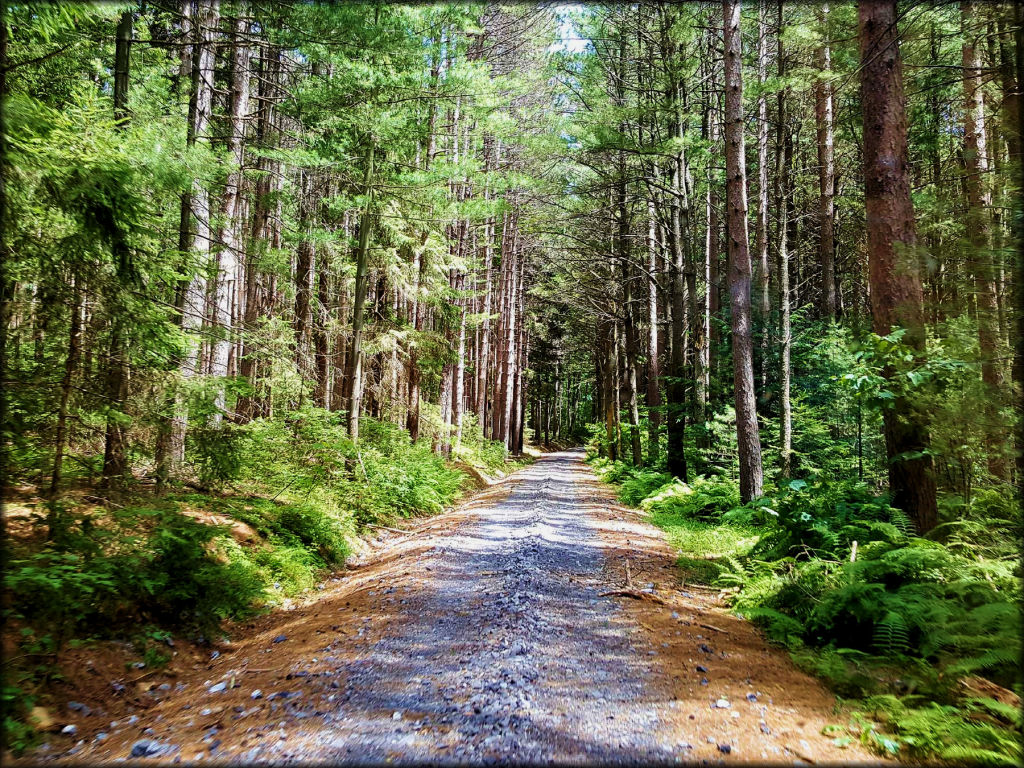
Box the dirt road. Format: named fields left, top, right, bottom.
left=30, top=450, right=878, bottom=764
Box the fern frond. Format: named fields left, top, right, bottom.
left=873, top=611, right=910, bottom=655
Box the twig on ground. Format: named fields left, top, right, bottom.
left=599, top=589, right=667, bottom=604
left=697, top=622, right=729, bottom=635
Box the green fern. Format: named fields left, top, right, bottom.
left=741, top=606, right=806, bottom=645
left=948, top=648, right=1021, bottom=677
left=888, top=508, right=914, bottom=537
left=873, top=611, right=910, bottom=655
left=966, top=697, right=1023, bottom=728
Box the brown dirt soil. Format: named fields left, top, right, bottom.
left=12, top=454, right=882, bottom=765
left=572, top=469, right=880, bottom=764
left=9, top=481, right=516, bottom=765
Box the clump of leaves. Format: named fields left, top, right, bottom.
left=617, top=470, right=672, bottom=507
left=640, top=474, right=740, bottom=522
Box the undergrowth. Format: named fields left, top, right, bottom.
left=591, top=454, right=1023, bottom=766
left=2, top=409, right=514, bottom=753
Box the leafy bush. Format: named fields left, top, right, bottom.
left=848, top=694, right=1023, bottom=765
left=5, top=551, right=119, bottom=651
left=639, top=474, right=741, bottom=522
left=274, top=503, right=348, bottom=563
left=188, top=423, right=247, bottom=488
left=4, top=510, right=266, bottom=644
left=597, top=456, right=1022, bottom=766
left=750, top=478, right=911, bottom=561
left=617, top=470, right=672, bottom=506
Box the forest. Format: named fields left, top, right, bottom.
left=1, top=0, right=1021, bottom=764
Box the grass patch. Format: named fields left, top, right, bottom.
left=648, top=514, right=760, bottom=584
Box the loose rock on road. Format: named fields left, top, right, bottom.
left=28, top=450, right=878, bottom=764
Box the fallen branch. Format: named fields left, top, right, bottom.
left=697, top=622, right=730, bottom=635
left=784, top=745, right=816, bottom=764
left=129, top=669, right=161, bottom=684
left=599, top=589, right=667, bottom=604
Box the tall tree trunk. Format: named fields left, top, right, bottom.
left=777, top=61, right=793, bottom=479
left=513, top=258, right=528, bottom=455
left=706, top=58, right=722, bottom=406
left=601, top=320, right=618, bottom=462
left=237, top=44, right=278, bottom=422
left=646, top=198, right=661, bottom=463
left=314, top=249, right=330, bottom=407
left=212, top=3, right=250, bottom=422
left=962, top=0, right=1007, bottom=481
left=1000, top=2, right=1024, bottom=484
left=406, top=247, right=425, bottom=441
left=724, top=0, right=764, bottom=502
left=816, top=3, right=838, bottom=320
left=666, top=63, right=691, bottom=481
left=294, top=171, right=315, bottom=392
left=169, top=0, right=219, bottom=471
left=102, top=11, right=134, bottom=490
left=476, top=214, right=493, bottom=426
left=49, top=277, right=83, bottom=512
left=113, top=10, right=132, bottom=124
left=453, top=272, right=468, bottom=455
left=858, top=0, right=939, bottom=533
left=754, top=0, right=771, bottom=362
left=347, top=141, right=376, bottom=444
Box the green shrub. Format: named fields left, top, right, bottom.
left=640, top=474, right=740, bottom=522
left=2, top=684, right=39, bottom=755
left=275, top=503, right=348, bottom=563
left=4, top=551, right=119, bottom=650
left=256, top=545, right=320, bottom=596
left=750, top=478, right=910, bottom=561
left=188, top=423, right=247, bottom=488
left=617, top=470, right=672, bottom=506
left=851, top=694, right=1023, bottom=765
left=600, top=461, right=1022, bottom=766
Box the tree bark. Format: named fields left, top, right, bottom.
left=102, top=12, right=134, bottom=490
left=49, top=277, right=83, bottom=510
left=776, top=57, right=793, bottom=479
left=212, top=3, right=250, bottom=422
left=170, top=0, right=219, bottom=470
left=113, top=10, right=132, bottom=124
left=724, top=0, right=764, bottom=502
left=815, top=4, right=838, bottom=320
left=294, top=171, right=315, bottom=392
left=347, top=141, right=376, bottom=444
left=314, top=248, right=330, bottom=407
left=666, top=55, right=691, bottom=481
left=858, top=0, right=939, bottom=533
left=962, top=0, right=1007, bottom=481
left=615, top=36, right=643, bottom=467
left=646, top=197, right=661, bottom=463
left=754, top=0, right=770, bottom=321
